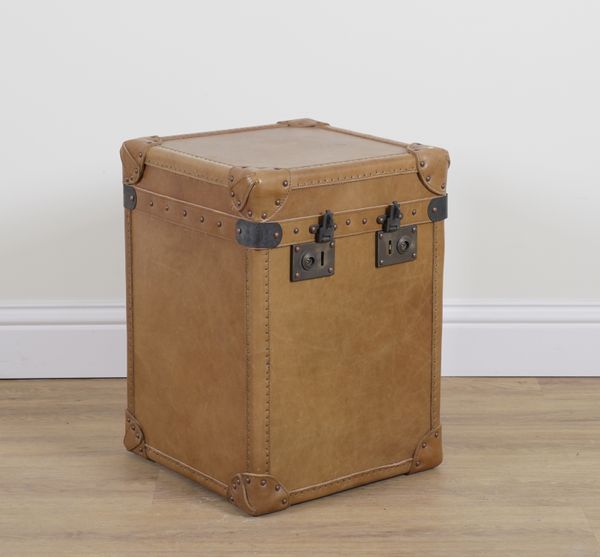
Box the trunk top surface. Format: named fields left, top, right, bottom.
left=121, top=119, right=449, bottom=227
left=161, top=125, right=408, bottom=169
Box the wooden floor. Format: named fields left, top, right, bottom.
left=1, top=378, right=599, bottom=557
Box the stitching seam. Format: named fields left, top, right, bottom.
left=294, top=168, right=415, bottom=189
left=245, top=250, right=251, bottom=471
left=264, top=250, right=271, bottom=472
left=125, top=211, right=135, bottom=412
left=145, top=158, right=228, bottom=186
left=291, top=458, right=412, bottom=496
left=145, top=446, right=226, bottom=490
left=431, top=223, right=439, bottom=428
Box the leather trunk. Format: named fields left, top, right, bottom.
left=120, top=118, right=449, bottom=516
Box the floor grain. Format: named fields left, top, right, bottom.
left=0, top=378, right=598, bottom=557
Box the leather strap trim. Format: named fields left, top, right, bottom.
left=131, top=187, right=446, bottom=248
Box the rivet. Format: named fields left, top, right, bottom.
left=376, top=216, right=384, bottom=224
left=200, top=216, right=205, bottom=223
left=149, top=200, right=154, bottom=207
left=330, top=241, right=335, bottom=248
left=412, top=252, right=416, bottom=258
left=245, top=477, right=251, bottom=484
left=422, top=442, right=427, bottom=448
left=415, top=460, right=421, bottom=467
left=411, top=209, right=416, bottom=216
left=134, top=168, right=139, bottom=173
left=294, top=271, right=300, bottom=279
left=345, top=219, right=351, bottom=225
left=127, top=418, right=131, bottom=423
left=434, top=432, right=439, bottom=438
left=441, top=183, right=446, bottom=189
left=293, top=227, right=299, bottom=234
left=378, top=232, right=384, bottom=239
left=426, top=176, right=431, bottom=182
left=260, top=479, right=267, bottom=486
left=333, top=224, right=338, bottom=230
left=247, top=210, right=253, bottom=217
left=236, top=227, right=242, bottom=235
left=282, top=179, right=289, bottom=187
left=236, top=478, right=241, bottom=485
left=228, top=175, right=235, bottom=183
left=328, top=266, right=333, bottom=274
left=275, top=199, right=281, bottom=206
left=229, top=496, right=234, bottom=502
left=412, top=226, right=416, bottom=232
left=275, top=485, right=281, bottom=491
left=362, top=218, right=368, bottom=224
left=281, top=498, right=288, bottom=505
left=432, top=207, right=438, bottom=213
left=130, top=425, right=135, bottom=430
left=419, top=160, right=425, bottom=168
left=261, top=212, right=268, bottom=219
left=182, top=209, right=187, bottom=217
left=273, top=231, right=280, bottom=239
left=165, top=205, right=169, bottom=212
left=138, top=152, right=143, bottom=158
left=217, top=221, right=222, bottom=228
left=136, top=434, right=140, bottom=439
left=294, top=245, right=301, bottom=253
left=309, top=225, right=317, bottom=234
left=236, top=200, right=241, bottom=206
left=232, top=483, right=237, bottom=490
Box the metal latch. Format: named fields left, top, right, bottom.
left=291, top=210, right=336, bottom=281
left=376, top=202, right=417, bottom=267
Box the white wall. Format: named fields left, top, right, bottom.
left=1, top=1, right=599, bottom=377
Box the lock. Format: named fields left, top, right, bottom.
left=376, top=225, right=417, bottom=267
left=291, top=210, right=336, bottom=281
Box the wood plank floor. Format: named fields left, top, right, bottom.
left=0, top=378, right=599, bottom=557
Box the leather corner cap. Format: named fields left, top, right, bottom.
left=120, top=136, right=161, bottom=185
left=227, top=473, right=290, bottom=516
left=123, top=409, right=147, bottom=458
left=408, top=425, right=443, bottom=474
left=407, top=144, right=450, bottom=196
left=277, top=118, right=329, bottom=127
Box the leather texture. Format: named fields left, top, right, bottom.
left=121, top=120, right=448, bottom=516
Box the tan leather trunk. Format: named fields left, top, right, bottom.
left=120, top=118, right=449, bottom=516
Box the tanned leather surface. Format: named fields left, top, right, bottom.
left=122, top=120, right=448, bottom=516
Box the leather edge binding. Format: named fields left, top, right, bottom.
left=428, top=195, right=448, bottom=222
left=227, top=473, right=290, bottom=516
left=236, top=219, right=282, bottom=249
left=120, top=136, right=162, bottom=185
left=123, top=409, right=147, bottom=459
left=408, top=425, right=443, bottom=474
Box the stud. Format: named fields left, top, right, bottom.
left=345, top=219, right=351, bottom=225
left=281, top=498, right=288, bottom=505
left=328, top=267, right=334, bottom=274
left=362, top=218, right=367, bottom=224
left=293, top=227, right=299, bottom=234
left=247, top=210, right=253, bottom=217
left=419, top=160, right=425, bottom=167
left=236, top=228, right=242, bottom=235
left=376, top=216, right=384, bottom=224
left=309, top=225, right=317, bottom=234
left=411, top=209, right=416, bottom=216
left=182, top=209, right=187, bottom=217
left=434, top=431, right=439, bottom=438
left=426, top=176, right=431, bottom=182
left=261, top=212, right=268, bottom=219
left=216, top=221, right=222, bottom=228
left=422, top=442, right=427, bottom=448
left=275, top=485, right=281, bottom=491
left=275, top=199, right=281, bottom=206
left=330, top=241, right=335, bottom=248
left=230, top=191, right=235, bottom=197
left=149, top=200, right=154, bottom=207
left=282, top=180, right=289, bottom=187
left=273, top=231, right=280, bottom=239
left=200, top=216, right=205, bottom=223
left=294, top=246, right=301, bottom=253
left=260, top=479, right=267, bottom=486
left=245, top=477, right=251, bottom=484
left=415, top=460, right=421, bottom=467
left=164, top=205, right=169, bottom=211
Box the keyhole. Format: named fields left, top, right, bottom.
left=388, top=240, right=393, bottom=255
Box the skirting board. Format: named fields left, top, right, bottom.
left=0, top=301, right=599, bottom=378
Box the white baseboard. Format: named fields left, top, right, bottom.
left=1, top=301, right=599, bottom=378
